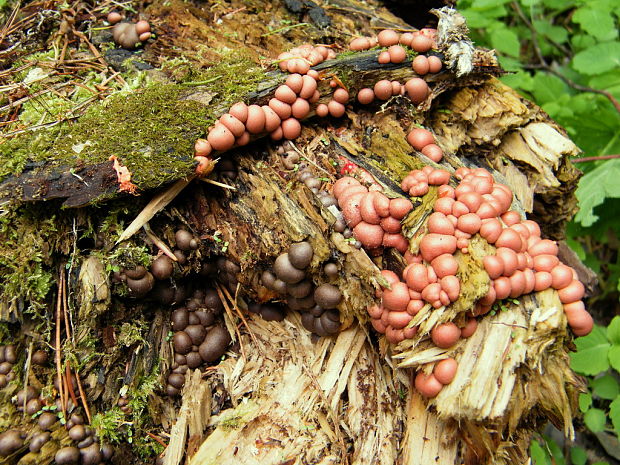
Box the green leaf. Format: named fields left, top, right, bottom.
left=489, top=28, right=521, bottom=57
left=575, top=159, right=620, bottom=227
left=572, top=6, right=617, bottom=41
left=592, top=375, right=620, bottom=400
left=544, top=436, right=566, bottom=465
left=610, top=396, right=620, bottom=434
left=533, top=20, right=568, bottom=44
left=570, top=446, right=587, bottom=465
left=579, top=392, right=593, bottom=412
left=584, top=408, right=607, bottom=432
left=589, top=71, right=620, bottom=100
left=608, top=317, right=620, bottom=344
left=530, top=72, right=569, bottom=105
left=471, top=0, right=511, bottom=8
left=571, top=325, right=611, bottom=375
left=530, top=440, right=551, bottom=465
left=608, top=345, right=620, bottom=372
left=572, top=42, right=620, bottom=75
left=500, top=70, right=534, bottom=92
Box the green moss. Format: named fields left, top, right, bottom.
left=2, top=50, right=268, bottom=194
left=117, top=321, right=147, bottom=347
left=0, top=207, right=64, bottom=315
left=92, top=407, right=125, bottom=443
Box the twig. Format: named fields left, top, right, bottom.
left=22, top=341, right=33, bottom=418
left=74, top=367, right=92, bottom=423
left=544, top=67, right=620, bottom=114
left=66, top=362, right=79, bottom=408
left=221, top=283, right=258, bottom=348
left=215, top=284, right=246, bottom=361
left=142, top=223, right=178, bottom=261
left=55, top=268, right=66, bottom=419
left=572, top=154, right=620, bottom=163
left=146, top=431, right=169, bottom=449
left=196, top=177, right=237, bottom=191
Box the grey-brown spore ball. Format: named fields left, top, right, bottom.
left=172, top=332, right=192, bottom=355
left=4, top=345, right=16, bottom=364
left=151, top=256, right=174, bottom=280
left=0, top=362, right=11, bottom=375
left=204, top=289, right=223, bottom=314
left=286, top=279, right=313, bottom=298
left=260, top=270, right=277, bottom=289
left=0, top=429, right=24, bottom=456
left=301, top=312, right=315, bottom=332
left=274, top=253, right=305, bottom=284
left=198, top=326, right=231, bottom=363
left=314, top=284, right=342, bottom=309
left=31, top=349, right=48, bottom=366
left=168, top=373, right=185, bottom=389
left=126, top=272, right=155, bottom=298
left=38, top=412, right=58, bottom=430
left=288, top=242, right=313, bottom=269
left=80, top=443, right=103, bottom=465
left=323, top=263, right=339, bottom=279
left=25, top=397, right=42, bottom=415
left=29, top=432, right=50, bottom=453
left=175, top=230, right=194, bottom=251
left=55, top=446, right=80, bottom=464
left=68, top=424, right=86, bottom=441
left=186, top=351, right=203, bottom=369
left=184, top=325, right=206, bottom=345
left=171, top=308, right=189, bottom=331
left=320, top=311, right=340, bottom=334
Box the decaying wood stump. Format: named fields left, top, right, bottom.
left=0, top=0, right=588, bottom=464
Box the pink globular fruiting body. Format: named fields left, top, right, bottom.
left=186, top=37, right=591, bottom=402
left=335, top=164, right=595, bottom=399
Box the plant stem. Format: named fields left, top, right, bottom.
left=572, top=154, right=620, bottom=163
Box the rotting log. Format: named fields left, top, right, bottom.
left=0, top=0, right=589, bottom=464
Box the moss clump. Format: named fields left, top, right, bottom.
left=0, top=206, right=67, bottom=315
left=1, top=49, right=268, bottom=194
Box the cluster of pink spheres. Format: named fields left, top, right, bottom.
left=193, top=29, right=445, bottom=172
left=350, top=28, right=442, bottom=106
left=106, top=12, right=151, bottom=49
left=188, top=29, right=593, bottom=399
left=332, top=177, right=412, bottom=254
left=331, top=164, right=592, bottom=398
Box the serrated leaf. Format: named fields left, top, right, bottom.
left=592, top=375, right=620, bottom=400
left=530, top=440, right=551, bottom=465
left=584, top=408, right=607, bottom=432
left=572, top=42, right=620, bottom=75
left=608, top=317, right=620, bottom=344
left=609, top=396, right=620, bottom=434
left=572, top=6, right=617, bottom=41
left=579, top=392, right=593, bottom=412
left=533, top=20, right=568, bottom=44
left=609, top=345, right=620, bottom=372
left=501, top=70, right=535, bottom=92
left=490, top=27, right=521, bottom=57
left=531, top=72, right=569, bottom=104
left=570, top=446, right=588, bottom=465
left=570, top=325, right=611, bottom=375
left=575, top=159, right=620, bottom=227
left=589, top=71, right=620, bottom=100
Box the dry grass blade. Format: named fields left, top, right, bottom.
left=116, top=177, right=194, bottom=244
left=143, top=223, right=178, bottom=261
left=215, top=284, right=246, bottom=361
left=218, top=283, right=258, bottom=348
